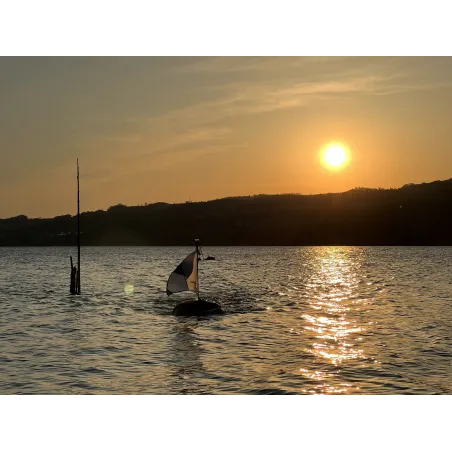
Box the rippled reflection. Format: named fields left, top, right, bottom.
left=1, top=246, right=451, bottom=394
left=169, top=322, right=205, bottom=394
left=300, top=247, right=366, bottom=393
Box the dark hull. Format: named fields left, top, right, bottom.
left=172, top=300, right=224, bottom=317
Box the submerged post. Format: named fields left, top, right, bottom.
left=195, top=238, right=200, bottom=300
left=76, top=158, right=81, bottom=294
left=70, top=255, right=76, bottom=294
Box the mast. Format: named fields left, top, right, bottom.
left=76, top=158, right=81, bottom=294
left=195, top=238, right=200, bottom=300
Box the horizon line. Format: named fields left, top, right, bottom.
left=2, top=176, right=451, bottom=221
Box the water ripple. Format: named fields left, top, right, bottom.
left=1, top=246, right=451, bottom=394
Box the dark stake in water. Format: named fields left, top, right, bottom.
left=0, top=246, right=451, bottom=394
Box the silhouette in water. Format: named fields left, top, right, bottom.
left=70, top=266, right=77, bottom=294
left=75, top=268, right=79, bottom=294
left=69, top=159, right=81, bottom=295
left=70, top=256, right=77, bottom=295
left=168, top=239, right=224, bottom=316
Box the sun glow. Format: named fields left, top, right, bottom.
left=321, top=143, right=350, bottom=170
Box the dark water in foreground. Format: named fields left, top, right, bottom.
left=1, top=246, right=451, bottom=394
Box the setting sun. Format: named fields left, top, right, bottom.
left=321, top=143, right=350, bottom=170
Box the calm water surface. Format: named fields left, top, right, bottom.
left=1, top=246, right=451, bottom=394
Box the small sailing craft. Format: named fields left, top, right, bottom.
left=167, top=239, right=223, bottom=316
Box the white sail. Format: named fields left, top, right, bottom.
left=166, top=251, right=199, bottom=296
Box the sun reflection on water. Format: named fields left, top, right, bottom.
left=300, top=247, right=366, bottom=393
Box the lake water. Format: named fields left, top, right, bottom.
left=1, top=246, right=451, bottom=394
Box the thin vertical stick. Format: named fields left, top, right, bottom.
left=77, top=158, right=81, bottom=294
left=195, top=239, right=200, bottom=300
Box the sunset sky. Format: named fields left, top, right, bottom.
left=1, top=56, right=452, bottom=218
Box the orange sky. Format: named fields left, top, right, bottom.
left=1, top=57, right=452, bottom=218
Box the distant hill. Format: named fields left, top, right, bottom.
left=1, top=179, right=452, bottom=245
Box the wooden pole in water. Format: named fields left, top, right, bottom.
left=195, top=238, right=200, bottom=300
left=70, top=255, right=75, bottom=295
left=76, top=159, right=81, bottom=294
